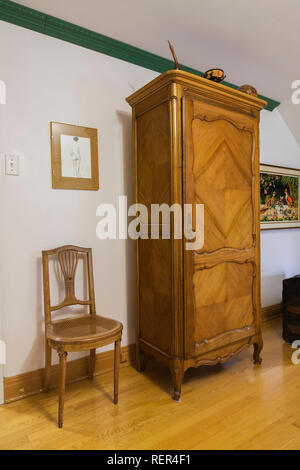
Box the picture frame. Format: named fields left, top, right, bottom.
left=50, top=122, right=99, bottom=190
left=260, top=163, right=300, bottom=230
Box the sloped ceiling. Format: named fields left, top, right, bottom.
left=15, top=0, right=300, bottom=145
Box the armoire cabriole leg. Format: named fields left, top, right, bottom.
left=171, top=365, right=183, bottom=402
left=89, top=348, right=96, bottom=379
left=114, top=339, right=121, bottom=404
left=44, top=341, right=51, bottom=392
left=253, top=336, right=263, bottom=365
left=58, top=349, right=68, bottom=428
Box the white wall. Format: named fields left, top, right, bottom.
left=0, top=20, right=157, bottom=377
left=1, top=20, right=300, bottom=379
left=260, top=109, right=300, bottom=306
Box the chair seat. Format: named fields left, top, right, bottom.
left=46, top=315, right=122, bottom=345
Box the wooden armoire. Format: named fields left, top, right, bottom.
left=126, top=70, right=266, bottom=400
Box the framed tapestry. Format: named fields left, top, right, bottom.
left=50, top=122, right=99, bottom=190
left=260, top=163, right=300, bottom=229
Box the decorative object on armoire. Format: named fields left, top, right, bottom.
left=282, top=276, right=300, bottom=343
left=126, top=70, right=266, bottom=401
left=203, top=68, right=226, bottom=82
left=168, top=40, right=180, bottom=70
left=238, top=84, right=258, bottom=97
left=50, top=122, right=99, bottom=190
left=260, top=164, right=300, bottom=229
left=42, top=245, right=122, bottom=427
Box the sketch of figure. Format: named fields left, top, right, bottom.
left=70, top=136, right=81, bottom=177
left=60, top=133, right=92, bottom=179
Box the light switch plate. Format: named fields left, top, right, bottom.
left=5, top=154, right=19, bottom=175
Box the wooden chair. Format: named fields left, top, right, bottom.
left=42, top=245, right=123, bottom=428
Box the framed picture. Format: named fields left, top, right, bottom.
left=50, top=122, right=99, bottom=190
left=260, top=164, right=300, bottom=229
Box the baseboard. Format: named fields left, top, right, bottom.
left=261, top=303, right=282, bottom=322
left=4, top=344, right=135, bottom=404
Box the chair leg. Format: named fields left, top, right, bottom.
left=58, top=350, right=68, bottom=428
left=44, top=340, right=51, bottom=392
left=114, top=339, right=121, bottom=404
left=89, top=348, right=96, bottom=379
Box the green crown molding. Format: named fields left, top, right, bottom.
left=0, top=0, right=280, bottom=111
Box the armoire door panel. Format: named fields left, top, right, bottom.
left=191, top=116, right=254, bottom=253
left=183, top=95, right=258, bottom=359
left=192, top=261, right=255, bottom=352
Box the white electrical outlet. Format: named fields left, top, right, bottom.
left=5, top=154, right=19, bottom=176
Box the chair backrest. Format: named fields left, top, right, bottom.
left=42, top=245, right=96, bottom=324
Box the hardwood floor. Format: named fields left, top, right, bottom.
left=1, top=318, right=300, bottom=450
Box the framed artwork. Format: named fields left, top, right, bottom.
left=50, top=122, right=99, bottom=190
left=260, top=164, right=300, bottom=229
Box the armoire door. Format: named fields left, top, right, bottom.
left=183, top=94, right=259, bottom=359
